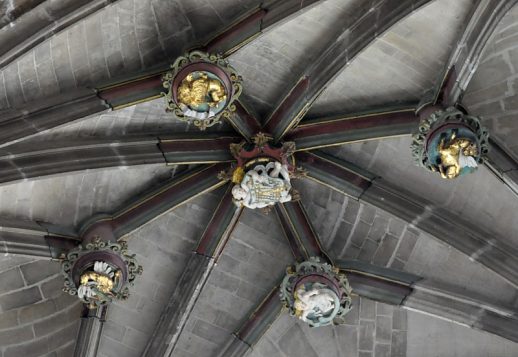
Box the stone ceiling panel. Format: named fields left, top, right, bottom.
left=0, top=0, right=268, bottom=111
left=408, top=311, right=518, bottom=357
left=296, top=178, right=408, bottom=269
left=247, top=298, right=408, bottom=357
left=0, top=0, right=197, bottom=110
left=0, top=257, right=81, bottom=357
left=297, top=177, right=517, bottom=308
left=20, top=98, right=234, bottom=145
left=228, top=0, right=362, bottom=119
left=172, top=208, right=294, bottom=357
left=1, top=0, right=518, bottom=355
left=0, top=163, right=173, bottom=227
left=324, top=138, right=518, bottom=250
left=97, top=188, right=226, bottom=357
left=464, top=4, right=518, bottom=158
left=404, top=231, right=518, bottom=307
left=181, top=0, right=262, bottom=40
left=308, top=0, right=475, bottom=118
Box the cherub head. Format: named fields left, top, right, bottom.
left=462, top=142, right=478, bottom=157
left=207, top=79, right=227, bottom=105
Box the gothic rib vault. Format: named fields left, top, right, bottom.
left=1, top=0, right=518, bottom=357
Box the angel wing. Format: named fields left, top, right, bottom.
left=94, top=261, right=114, bottom=278
left=459, top=151, right=478, bottom=168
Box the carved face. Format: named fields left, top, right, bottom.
left=232, top=185, right=247, bottom=200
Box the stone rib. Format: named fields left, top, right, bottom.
left=301, top=151, right=518, bottom=288
left=0, top=133, right=238, bottom=185
left=263, top=0, right=434, bottom=141
left=143, top=186, right=242, bottom=357
left=0, top=217, right=79, bottom=258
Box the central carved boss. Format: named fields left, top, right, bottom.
left=226, top=134, right=299, bottom=209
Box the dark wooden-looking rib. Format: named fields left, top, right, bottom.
left=204, top=0, right=322, bottom=56
left=0, top=0, right=118, bottom=68
left=144, top=186, right=242, bottom=357
left=301, top=152, right=518, bottom=288
left=225, top=101, right=262, bottom=141
left=275, top=201, right=330, bottom=262
left=263, top=0, right=433, bottom=141
left=435, top=0, right=518, bottom=106
left=80, top=164, right=228, bottom=240
left=95, top=68, right=167, bottom=110
left=0, top=133, right=238, bottom=185
left=217, top=286, right=282, bottom=357
left=337, top=259, right=518, bottom=343
left=338, top=259, right=419, bottom=305
left=287, top=107, right=419, bottom=151
left=295, top=150, right=374, bottom=199
left=73, top=305, right=107, bottom=357
left=158, top=134, right=239, bottom=164
left=0, top=217, right=79, bottom=258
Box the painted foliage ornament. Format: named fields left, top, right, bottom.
left=61, top=238, right=142, bottom=308
left=227, top=133, right=299, bottom=209
left=280, top=257, right=352, bottom=327
left=162, top=51, right=243, bottom=130
left=411, top=107, right=489, bottom=179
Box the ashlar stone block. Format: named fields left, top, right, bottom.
left=0, top=267, right=25, bottom=294
left=0, top=286, right=42, bottom=311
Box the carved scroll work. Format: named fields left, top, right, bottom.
left=162, top=51, right=243, bottom=130
left=227, top=134, right=301, bottom=209
left=280, top=257, right=352, bottom=327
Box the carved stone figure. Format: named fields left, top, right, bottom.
left=411, top=107, right=489, bottom=179
left=437, top=131, right=478, bottom=179
left=280, top=257, right=352, bottom=327
left=177, top=72, right=227, bottom=119
left=232, top=161, right=292, bottom=209
left=162, top=51, right=242, bottom=130
left=78, top=261, right=121, bottom=303
left=62, top=239, right=142, bottom=308
left=294, top=284, right=338, bottom=323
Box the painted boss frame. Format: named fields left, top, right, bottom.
left=162, top=51, right=243, bottom=130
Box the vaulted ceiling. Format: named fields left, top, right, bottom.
left=1, top=1, right=518, bottom=357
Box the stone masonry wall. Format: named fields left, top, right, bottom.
left=0, top=257, right=81, bottom=357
